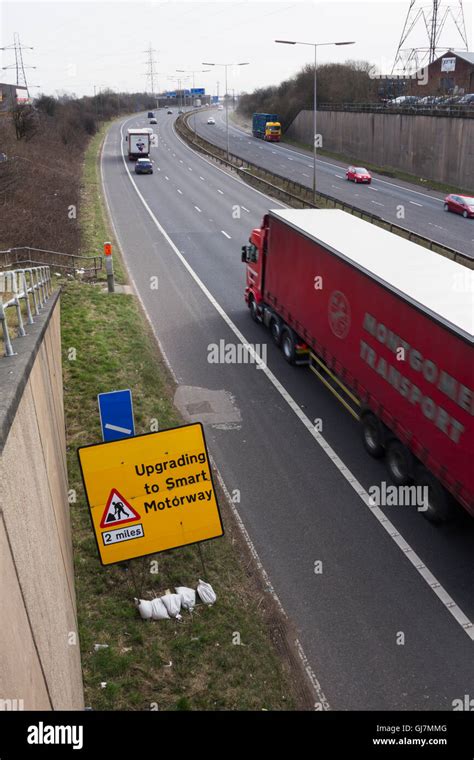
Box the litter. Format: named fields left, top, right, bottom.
left=175, top=586, right=196, bottom=611
left=197, top=579, right=217, bottom=605
left=160, top=593, right=182, bottom=619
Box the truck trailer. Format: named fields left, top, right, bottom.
left=126, top=128, right=152, bottom=160
left=241, top=209, right=473, bottom=522
left=252, top=113, right=281, bottom=141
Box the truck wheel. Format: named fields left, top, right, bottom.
left=280, top=327, right=296, bottom=364
left=270, top=318, right=281, bottom=346
left=385, top=439, right=413, bottom=486
left=249, top=297, right=260, bottom=323
left=361, top=413, right=384, bottom=458
left=415, top=466, right=454, bottom=523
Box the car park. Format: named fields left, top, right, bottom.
left=458, top=93, right=474, bottom=105
left=443, top=194, right=474, bottom=218
left=207, top=117, right=216, bottom=125
left=346, top=166, right=372, bottom=183
left=134, top=158, right=153, bottom=175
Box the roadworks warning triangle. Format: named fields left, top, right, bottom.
left=100, top=488, right=140, bottom=528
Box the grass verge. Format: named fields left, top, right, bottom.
left=61, top=122, right=309, bottom=710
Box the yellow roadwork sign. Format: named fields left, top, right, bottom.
left=78, top=423, right=224, bottom=565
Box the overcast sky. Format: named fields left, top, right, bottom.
left=1, top=0, right=473, bottom=98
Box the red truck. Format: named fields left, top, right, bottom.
left=241, top=209, right=473, bottom=522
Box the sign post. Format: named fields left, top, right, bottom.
left=78, top=423, right=224, bottom=566
left=103, top=241, right=114, bottom=293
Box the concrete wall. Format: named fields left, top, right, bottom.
left=0, top=293, right=84, bottom=710
left=286, top=110, right=474, bottom=191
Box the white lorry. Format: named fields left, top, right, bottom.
left=126, top=128, right=151, bottom=160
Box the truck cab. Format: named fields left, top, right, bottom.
left=241, top=217, right=268, bottom=315
left=264, top=121, right=281, bottom=141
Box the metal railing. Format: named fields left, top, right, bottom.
left=315, top=102, right=474, bottom=118
left=177, top=111, right=473, bottom=269
left=0, top=265, right=52, bottom=357
left=0, top=247, right=102, bottom=277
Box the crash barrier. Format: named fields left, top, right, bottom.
left=0, top=265, right=51, bottom=357
left=0, top=246, right=102, bottom=277
left=176, top=112, right=473, bottom=270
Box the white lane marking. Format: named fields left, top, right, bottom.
left=179, top=159, right=183, bottom=163
left=171, top=122, right=288, bottom=209
left=194, top=205, right=202, bottom=212
left=371, top=200, right=384, bottom=206
left=199, top=176, right=205, bottom=180
left=221, top=230, right=231, bottom=238
left=335, top=174, right=344, bottom=178
left=410, top=201, right=423, bottom=207
left=302, top=173, right=309, bottom=177
left=172, top=153, right=176, bottom=156
left=118, top=116, right=474, bottom=643
left=165, top=176, right=169, bottom=180
left=287, top=157, right=293, bottom=161
left=105, top=423, right=132, bottom=435
left=241, top=206, right=250, bottom=213
left=217, top=189, right=224, bottom=194
left=188, top=167, right=193, bottom=171
left=177, top=188, right=183, bottom=194
left=368, top=186, right=379, bottom=191
left=156, top=167, right=161, bottom=171
left=272, top=151, right=276, bottom=154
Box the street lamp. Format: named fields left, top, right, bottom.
left=202, top=61, right=249, bottom=160
left=176, top=68, right=211, bottom=131
left=276, top=40, right=355, bottom=201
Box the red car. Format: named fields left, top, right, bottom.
left=443, top=194, right=474, bottom=218
left=346, top=166, right=372, bottom=183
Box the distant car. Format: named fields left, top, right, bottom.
left=147, top=111, right=154, bottom=118
left=135, top=158, right=153, bottom=175
left=444, top=194, right=474, bottom=218
left=346, top=166, right=372, bottom=184
left=207, top=117, right=216, bottom=125
left=217, top=104, right=224, bottom=111
left=167, top=109, right=173, bottom=115
left=149, top=117, right=157, bottom=124
left=178, top=109, right=183, bottom=114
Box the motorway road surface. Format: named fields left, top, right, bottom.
left=101, top=110, right=474, bottom=710
left=192, top=107, right=474, bottom=258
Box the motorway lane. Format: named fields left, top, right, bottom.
left=193, top=108, right=474, bottom=257
left=101, top=111, right=474, bottom=710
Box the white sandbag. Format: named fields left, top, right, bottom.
left=197, top=579, right=217, bottom=605
left=135, top=598, right=153, bottom=620
left=175, top=586, right=196, bottom=611
left=151, top=597, right=170, bottom=620
left=160, top=593, right=182, bottom=618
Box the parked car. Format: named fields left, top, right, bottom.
left=387, top=95, right=420, bottom=106
left=207, top=117, right=216, bottom=125
left=167, top=109, right=173, bottom=114
left=458, top=93, right=474, bottom=105
left=134, top=158, right=153, bottom=175
left=346, top=166, right=372, bottom=184
left=149, top=117, right=157, bottom=124
left=444, top=194, right=474, bottom=218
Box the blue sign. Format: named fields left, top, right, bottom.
left=98, top=390, right=135, bottom=442
left=212, top=95, right=219, bottom=103
left=167, top=91, right=176, bottom=98
left=191, top=88, right=205, bottom=95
